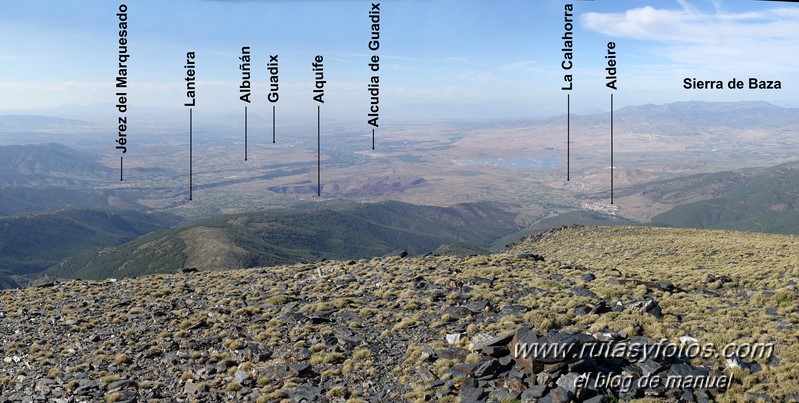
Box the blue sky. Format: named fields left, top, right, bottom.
left=0, top=0, right=797, bottom=121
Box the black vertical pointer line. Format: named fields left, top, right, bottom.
left=567, top=94, right=570, bottom=182
left=244, top=106, right=248, bottom=161
left=272, top=105, right=276, bottom=143
left=610, top=93, right=614, bottom=205
left=317, top=105, right=321, bottom=196
left=190, top=108, right=193, bottom=201
left=120, top=157, right=124, bottom=181
left=372, top=129, right=375, bottom=150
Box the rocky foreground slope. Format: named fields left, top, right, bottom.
left=1, top=226, right=798, bottom=402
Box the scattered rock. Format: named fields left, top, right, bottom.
left=446, top=333, right=462, bottom=345
left=705, top=274, right=733, bottom=285
left=0, top=232, right=779, bottom=402
left=436, top=327, right=735, bottom=402
left=570, top=287, right=598, bottom=299
left=726, top=354, right=761, bottom=373
left=444, top=306, right=473, bottom=320
left=469, top=330, right=515, bottom=353
left=289, top=363, right=312, bottom=377
left=384, top=249, right=408, bottom=258
left=459, top=378, right=485, bottom=401
left=517, top=253, right=545, bottom=262
left=629, top=299, right=663, bottom=318
left=417, top=366, right=437, bottom=383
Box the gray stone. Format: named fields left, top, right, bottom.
left=590, top=300, right=610, bottom=315
left=482, top=345, right=510, bottom=358
left=232, top=370, right=250, bottom=385
left=288, top=363, right=311, bottom=377
left=444, top=306, right=474, bottom=320
left=570, top=287, right=598, bottom=299
left=548, top=386, right=572, bottom=403
left=500, top=304, right=529, bottom=315
left=556, top=372, right=580, bottom=395
left=669, top=363, right=709, bottom=378
left=107, top=379, right=135, bottom=390
left=184, top=381, right=199, bottom=395
left=466, top=300, right=491, bottom=312
left=446, top=333, right=462, bottom=345
left=695, top=389, right=712, bottom=403
left=436, top=348, right=467, bottom=361
left=489, top=389, right=520, bottom=400
left=628, top=299, right=662, bottom=318
left=286, top=386, right=324, bottom=402
left=583, top=396, right=605, bottom=403
left=635, top=358, right=662, bottom=375
left=417, top=366, right=437, bottom=383
left=470, top=330, right=516, bottom=353
left=459, top=378, right=485, bottom=402
left=420, top=345, right=437, bottom=361
left=474, top=359, right=500, bottom=378
left=448, top=362, right=483, bottom=377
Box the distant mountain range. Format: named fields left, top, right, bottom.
left=548, top=101, right=799, bottom=135
left=0, top=115, right=94, bottom=132
left=615, top=101, right=799, bottom=129
left=0, top=143, right=111, bottom=184
left=0, top=143, right=112, bottom=178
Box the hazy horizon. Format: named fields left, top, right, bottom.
left=1, top=0, right=797, bottom=123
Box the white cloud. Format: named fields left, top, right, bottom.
left=499, top=61, right=538, bottom=71
left=582, top=3, right=799, bottom=74
left=457, top=71, right=495, bottom=82
left=0, top=53, right=31, bottom=61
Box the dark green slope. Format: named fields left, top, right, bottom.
left=0, top=209, right=181, bottom=279
left=0, top=187, right=144, bottom=216
left=0, top=271, right=19, bottom=289
left=224, top=209, right=450, bottom=264
left=52, top=201, right=521, bottom=280
left=49, top=228, right=188, bottom=281
left=607, top=170, right=743, bottom=202
left=651, top=167, right=799, bottom=233
left=347, top=200, right=518, bottom=246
